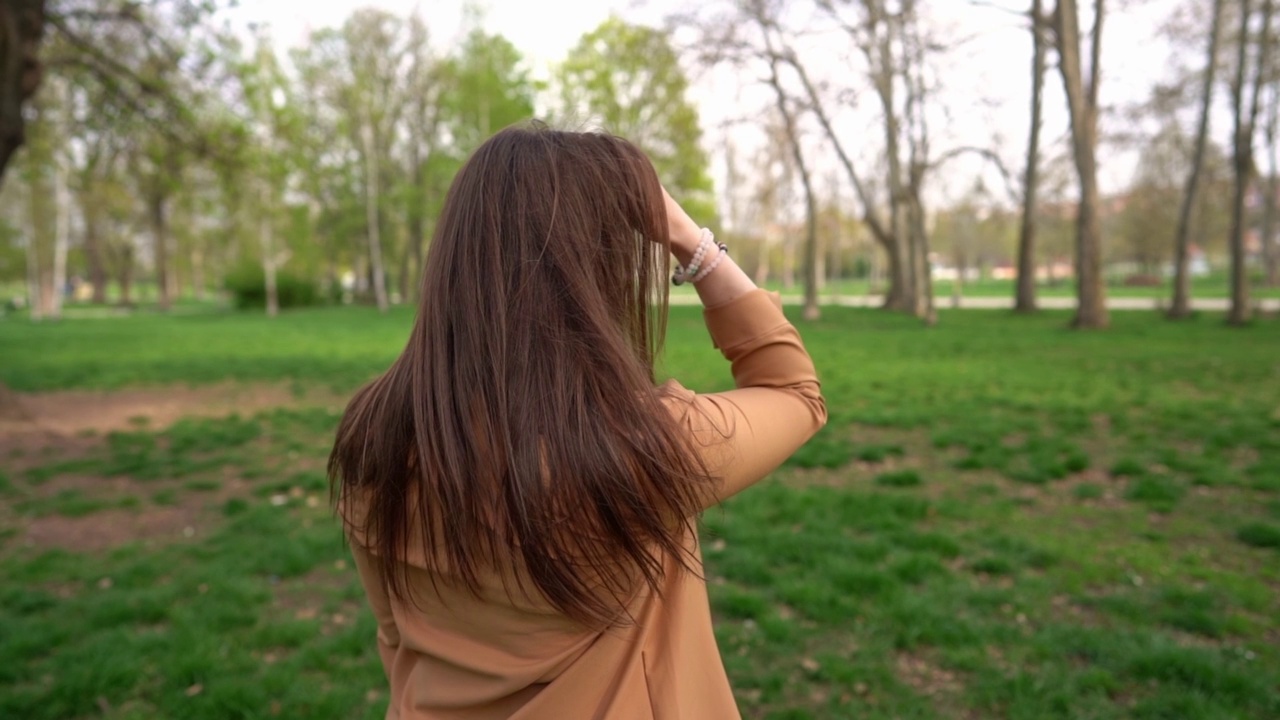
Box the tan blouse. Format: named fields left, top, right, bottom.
left=345, top=289, right=827, bottom=719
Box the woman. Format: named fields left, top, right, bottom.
left=330, top=124, right=826, bottom=719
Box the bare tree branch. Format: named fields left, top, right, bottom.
left=929, top=145, right=1021, bottom=203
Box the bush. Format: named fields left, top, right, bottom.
left=224, top=264, right=320, bottom=311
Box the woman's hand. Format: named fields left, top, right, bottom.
left=661, top=185, right=757, bottom=305
left=661, top=186, right=702, bottom=266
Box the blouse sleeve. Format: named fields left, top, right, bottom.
left=349, top=541, right=402, bottom=680
left=663, top=289, right=827, bottom=509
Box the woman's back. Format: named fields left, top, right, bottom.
left=331, top=125, right=825, bottom=719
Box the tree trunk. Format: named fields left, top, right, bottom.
left=24, top=203, right=41, bottom=320
left=407, top=205, right=424, bottom=301
left=117, top=245, right=134, bottom=307
left=908, top=195, right=935, bottom=323
left=1229, top=0, right=1275, bottom=324
left=802, top=205, right=819, bottom=319
left=778, top=28, right=905, bottom=310
left=1171, top=0, right=1224, bottom=318
left=397, top=241, right=411, bottom=303
left=50, top=135, right=67, bottom=319
left=765, top=57, right=815, bottom=310
left=872, top=6, right=925, bottom=317
left=827, top=199, right=841, bottom=292
left=782, top=235, right=796, bottom=290
left=1016, top=0, right=1047, bottom=313
left=0, top=0, right=45, bottom=188
left=261, top=215, right=278, bottom=318
left=1228, top=7, right=1254, bottom=325
left=778, top=108, right=820, bottom=319
left=148, top=188, right=172, bottom=311
left=361, top=119, right=389, bottom=313
left=1264, top=13, right=1280, bottom=288
left=1074, top=171, right=1107, bottom=327
left=1229, top=130, right=1252, bottom=325
left=1264, top=90, right=1280, bottom=289
left=815, top=237, right=826, bottom=292
left=1054, top=0, right=1110, bottom=328
left=883, top=240, right=909, bottom=309
left=952, top=237, right=965, bottom=309
left=406, top=142, right=428, bottom=303
left=754, top=233, right=770, bottom=285
left=191, top=247, right=206, bottom=301
left=84, top=201, right=108, bottom=303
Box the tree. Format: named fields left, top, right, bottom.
left=1121, top=124, right=1186, bottom=274
left=70, top=81, right=131, bottom=305
left=1015, top=0, right=1049, bottom=313
left=0, top=0, right=45, bottom=186
left=236, top=35, right=303, bottom=317
left=1227, top=0, right=1275, bottom=325
left=1052, top=0, right=1109, bottom=328
left=2, top=1, right=232, bottom=194
left=804, top=0, right=938, bottom=321
left=289, top=37, right=359, bottom=299
left=398, top=14, right=443, bottom=302
left=690, top=0, right=935, bottom=320
left=444, top=28, right=535, bottom=158
left=346, top=11, right=409, bottom=313
left=1170, top=0, right=1226, bottom=319
left=764, top=55, right=820, bottom=319
left=14, top=90, right=56, bottom=319
left=560, top=16, right=716, bottom=222
left=1263, top=51, right=1280, bottom=287
left=294, top=10, right=412, bottom=312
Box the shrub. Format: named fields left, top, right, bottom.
left=224, top=264, right=320, bottom=311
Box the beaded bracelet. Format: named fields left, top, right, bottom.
left=672, top=229, right=716, bottom=286
left=691, top=243, right=729, bottom=284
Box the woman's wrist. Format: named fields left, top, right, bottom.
left=669, top=221, right=703, bottom=266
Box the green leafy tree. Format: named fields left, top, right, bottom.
left=441, top=29, right=536, bottom=158
left=558, top=17, right=716, bottom=223
left=231, top=34, right=310, bottom=316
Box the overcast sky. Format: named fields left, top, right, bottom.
left=229, top=0, right=1191, bottom=209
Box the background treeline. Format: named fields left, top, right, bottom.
left=1, top=0, right=1277, bottom=327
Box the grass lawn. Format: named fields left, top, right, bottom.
left=1, top=305, right=1279, bottom=719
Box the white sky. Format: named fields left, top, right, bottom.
left=229, top=0, right=1191, bottom=211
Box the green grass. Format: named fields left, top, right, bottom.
left=2, top=305, right=1279, bottom=718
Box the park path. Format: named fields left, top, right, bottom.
left=669, top=294, right=1280, bottom=311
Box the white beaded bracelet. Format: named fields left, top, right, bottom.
left=691, top=243, right=728, bottom=283
left=673, top=229, right=715, bottom=286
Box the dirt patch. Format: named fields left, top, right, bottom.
left=9, top=472, right=253, bottom=554
left=22, top=505, right=203, bottom=553
left=0, top=382, right=31, bottom=422
left=273, top=563, right=354, bottom=612
left=894, top=650, right=978, bottom=718
left=0, top=381, right=346, bottom=556
left=895, top=650, right=966, bottom=698
left=0, top=381, right=348, bottom=437
left=271, top=564, right=362, bottom=637
left=0, top=429, right=99, bottom=473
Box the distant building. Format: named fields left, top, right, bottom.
left=988, top=262, right=1074, bottom=281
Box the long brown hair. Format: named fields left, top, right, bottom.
left=329, top=124, right=713, bottom=626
